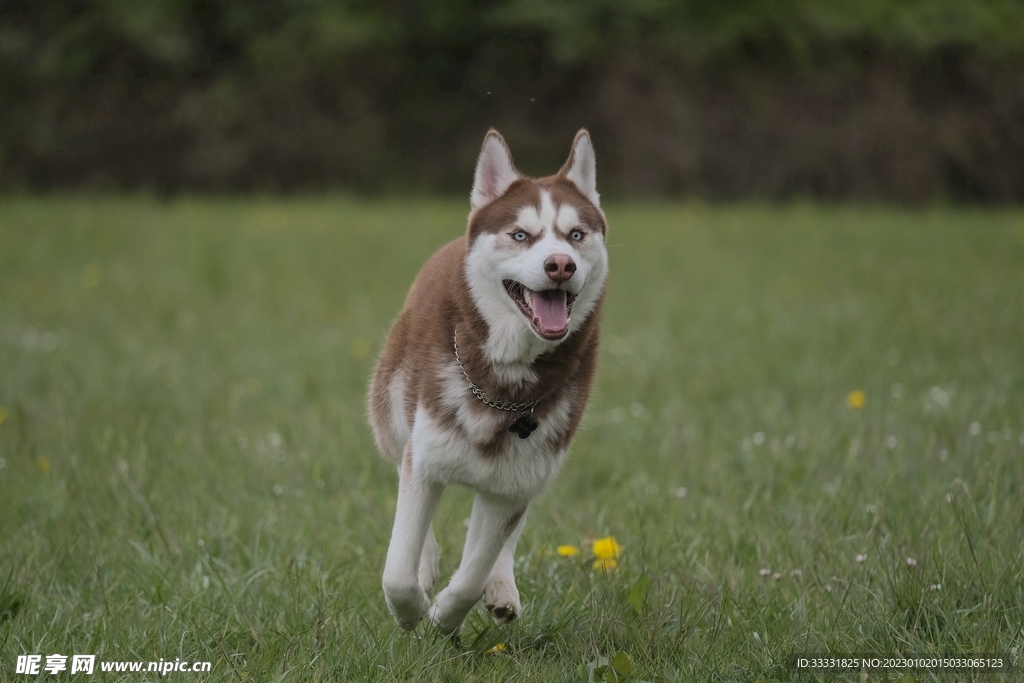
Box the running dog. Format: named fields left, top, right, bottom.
left=368, top=128, right=608, bottom=634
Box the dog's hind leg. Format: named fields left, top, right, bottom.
left=418, top=524, right=439, bottom=594
left=382, top=447, right=443, bottom=630
left=429, top=495, right=526, bottom=635
left=483, top=508, right=526, bottom=623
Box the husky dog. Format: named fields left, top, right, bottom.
left=368, top=129, right=608, bottom=634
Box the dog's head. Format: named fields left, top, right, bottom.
left=464, top=129, right=609, bottom=357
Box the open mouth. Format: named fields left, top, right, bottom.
left=503, top=280, right=578, bottom=340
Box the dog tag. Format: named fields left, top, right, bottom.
left=509, top=412, right=539, bottom=439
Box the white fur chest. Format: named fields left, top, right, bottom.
left=409, top=363, right=571, bottom=503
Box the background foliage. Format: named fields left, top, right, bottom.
left=3, top=0, right=1024, bottom=199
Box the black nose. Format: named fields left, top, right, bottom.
left=544, top=254, right=576, bottom=283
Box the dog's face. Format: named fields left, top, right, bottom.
left=464, top=130, right=608, bottom=356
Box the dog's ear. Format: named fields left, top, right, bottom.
left=471, top=130, right=519, bottom=212
left=559, top=129, right=600, bottom=208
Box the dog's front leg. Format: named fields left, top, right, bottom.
left=382, top=446, right=443, bottom=630
left=483, top=508, right=526, bottom=623
left=430, top=494, right=527, bottom=635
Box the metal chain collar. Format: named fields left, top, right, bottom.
left=453, top=328, right=541, bottom=413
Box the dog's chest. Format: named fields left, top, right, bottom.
left=410, top=363, right=573, bottom=500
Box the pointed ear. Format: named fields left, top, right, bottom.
left=560, top=129, right=599, bottom=208
left=470, top=130, right=519, bottom=211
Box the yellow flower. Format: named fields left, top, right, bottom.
left=486, top=643, right=507, bottom=654
left=592, top=536, right=621, bottom=559
left=592, top=536, right=622, bottom=571
left=846, top=390, right=866, bottom=409
left=557, top=545, right=579, bottom=557
left=38, top=456, right=51, bottom=474
left=0, top=406, right=8, bottom=427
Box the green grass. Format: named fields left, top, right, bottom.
left=1, top=197, right=1022, bottom=681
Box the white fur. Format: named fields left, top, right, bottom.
left=412, top=405, right=568, bottom=499
left=381, top=443, right=442, bottom=630
left=481, top=511, right=526, bottom=623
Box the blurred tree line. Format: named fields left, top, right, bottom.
left=2, top=0, right=1023, bottom=200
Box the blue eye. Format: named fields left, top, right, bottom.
left=513, top=231, right=528, bottom=241
left=570, top=230, right=584, bottom=241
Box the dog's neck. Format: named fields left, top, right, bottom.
left=454, top=328, right=543, bottom=411
left=447, top=319, right=552, bottom=396
left=480, top=316, right=555, bottom=388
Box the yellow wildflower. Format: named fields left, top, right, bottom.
left=0, top=406, right=8, bottom=427
left=592, top=536, right=622, bottom=571
left=486, top=643, right=507, bottom=654
left=592, top=536, right=621, bottom=559
left=846, top=390, right=866, bottom=409
left=557, top=545, right=579, bottom=557
left=38, top=456, right=51, bottom=474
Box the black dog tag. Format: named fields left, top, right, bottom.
left=509, top=412, right=539, bottom=439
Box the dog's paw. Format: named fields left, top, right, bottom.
left=383, top=582, right=430, bottom=631
left=486, top=601, right=518, bottom=623
left=429, top=589, right=477, bottom=636
left=483, top=577, right=521, bottom=624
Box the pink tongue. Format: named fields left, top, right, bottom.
left=530, top=289, right=569, bottom=332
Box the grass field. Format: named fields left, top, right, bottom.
left=1, top=197, right=1022, bottom=681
